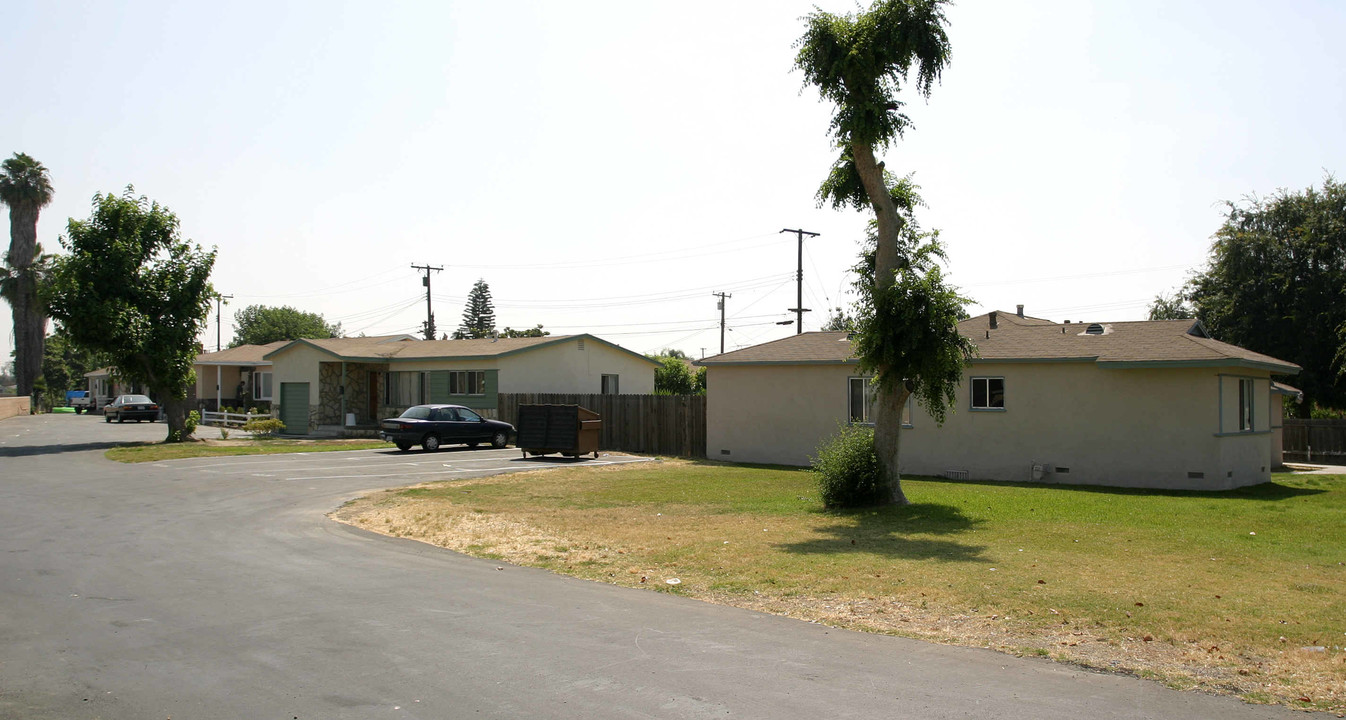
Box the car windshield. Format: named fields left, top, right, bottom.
left=400, top=407, right=432, bottom=420
left=124, top=395, right=152, bottom=404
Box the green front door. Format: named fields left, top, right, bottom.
left=279, top=382, right=309, bottom=435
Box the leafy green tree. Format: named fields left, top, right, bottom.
left=1147, top=292, right=1195, bottom=321
left=653, top=356, right=698, bottom=395
left=453, top=279, right=497, bottom=339
left=0, top=152, right=55, bottom=396
left=796, top=0, right=971, bottom=504
left=230, top=304, right=342, bottom=347
left=499, top=324, right=549, bottom=338
left=41, top=325, right=108, bottom=398
left=821, top=307, right=857, bottom=332
left=1186, top=176, right=1346, bottom=415
left=47, top=188, right=217, bottom=441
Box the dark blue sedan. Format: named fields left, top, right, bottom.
left=379, top=404, right=514, bottom=452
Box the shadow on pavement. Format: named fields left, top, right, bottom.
left=0, top=441, right=145, bottom=458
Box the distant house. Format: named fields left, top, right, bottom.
left=83, top=367, right=143, bottom=405
left=192, top=341, right=289, bottom=411
left=697, top=309, right=1301, bottom=490
left=265, top=334, right=658, bottom=434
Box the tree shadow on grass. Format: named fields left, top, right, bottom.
left=776, top=502, right=989, bottom=563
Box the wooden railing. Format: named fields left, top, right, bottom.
left=202, top=410, right=270, bottom=428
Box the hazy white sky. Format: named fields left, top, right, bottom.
left=4, top=0, right=1345, bottom=363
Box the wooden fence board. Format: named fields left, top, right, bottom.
left=497, top=393, right=705, bottom=458
left=1282, top=418, right=1346, bottom=462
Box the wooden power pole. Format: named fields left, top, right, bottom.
left=780, top=228, right=819, bottom=334
left=411, top=263, right=443, bottom=340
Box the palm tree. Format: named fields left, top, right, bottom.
left=0, top=152, right=54, bottom=396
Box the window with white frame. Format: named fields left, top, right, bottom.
left=1238, top=378, right=1254, bottom=431
left=449, top=371, right=485, bottom=396
left=601, top=374, right=619, bottom=395
left=847, top=377, right=914, bottom=427
left=971, top=377, right=1005, bottom=410
left=252, top=371, right=273, bottom=401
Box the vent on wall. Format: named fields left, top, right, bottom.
left=720, top=449, right=731, bottom=455
left=1188, top=471, right=1204, bottom=479
left=577, top=338, right=585, bottom=350
left=1056, top=467, right=1070, bottom=474
left=944, top=470, right=969, bottom=481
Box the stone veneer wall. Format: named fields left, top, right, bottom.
left=319, top=362, right=385, bottom=425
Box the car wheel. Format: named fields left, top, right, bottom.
left=422, top=434, right=440, bottom=452
left=105, top=414, right=111, bottom=423
left=491, top=431, right=508, bottom=449
left=395, top=442, right=413, bottom=452
left=117, top=413, right=124, bottom=423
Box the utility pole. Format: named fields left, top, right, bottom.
left=411, top=263, right=443, bottom=340
left=712, top=291, right=732, bottom=354
left=780, top=228, right=819, bottom=334
left=215, top=294, right=233, bottom=351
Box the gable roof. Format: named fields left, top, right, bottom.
left=264, top=333, right=659, bottom=366
left=194, top=341, right=290, bottom=366
left=697, top=311, right=1300, bottom=374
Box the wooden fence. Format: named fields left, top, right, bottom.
left=497, top=393, right=705, bottom=458
left=1282, top=418, right=1346, bottom=463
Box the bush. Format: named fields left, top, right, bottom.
left=810, top=424, right=887, bottom=508
left=242, top=418, right=286, bottom=436
left=185, top=410, right=200, bottom=436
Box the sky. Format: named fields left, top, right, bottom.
left=4, top=0, right=1345, bottom=364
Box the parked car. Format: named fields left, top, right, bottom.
left=104, top=394, right=160, bottom=423
left=379, top=404, right=513, bottom=452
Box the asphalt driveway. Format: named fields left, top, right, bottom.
left=0, top=414, right=1305, bottom=719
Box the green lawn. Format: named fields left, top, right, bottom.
left=338, top=460, right=1346, bottom=711
left=107, top=438, right=393, bottom=462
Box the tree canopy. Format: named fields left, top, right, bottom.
left=1185, top=176, right=1346, bottom=414
left=1146, top=292, right=1194, bottom=321
left=1, top=152, right=55, bottom=396
left=231, top=304, right=342, bottom=347
left=499, top=324, right=549, bottom=338
left=46, top=188, right=216, bottom=441
left=454, top=279, right=497, bottom=339
left=795, top=0, right=964, bottom=504
left=649, top=354, right=702, bottom=395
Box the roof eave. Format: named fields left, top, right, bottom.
left=1096, top=358, right=1301, bottom=374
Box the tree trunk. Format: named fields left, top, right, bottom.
left=162, top=393, right=191, bottom=443
left=9, top=201, right=45, bottom=398
left=850, top=141, right=911, bottom=503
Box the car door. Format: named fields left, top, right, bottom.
left=456, top=408, right=488, bottom=442
left=430, top=407, right=460, bottom=442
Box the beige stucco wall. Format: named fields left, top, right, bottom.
left=267, top=344, right=327, bottom=410
left=706, top=363, right=856, bottom=466
left=707, top=361, right=1277, bottom=490
left=0, top=396, right=31, bottom=421
left=193, top=365, right=245, bottom=404
left=494, top=338, right=656, bottom=395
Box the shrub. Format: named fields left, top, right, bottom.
left=185, top=410, right=200, bottom=437
left=810, top=424, right=887, bottom=508
left=242, top=418, right=286, bottom=437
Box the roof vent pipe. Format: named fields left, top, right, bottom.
left=989, top=312, right=998, bottom=330
left=1016, top=304, right=1024, bottom=318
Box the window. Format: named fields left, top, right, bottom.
left=1238, top=378, right=1254, bottom=431
left=449, top=371, right=485, bottom=396
left=252, top=372, right=273, bottom=401
left=386, top=371, right=426, bottom=406
left=971, top=377, right=1005, bottom=410
left=459, top=408, right=483, bottom=422
left=602, top=374, right=619, bottom=395
left=848, top=377, right=914, bottom=427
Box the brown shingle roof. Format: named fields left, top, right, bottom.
left=194, top=341, right=290, bottom=365
left=264, top=333, right=659, bottom=365
left=697, top=311, right=1300, bottom=373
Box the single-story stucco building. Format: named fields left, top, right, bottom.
left=192, top=340, right=289, bottom=411
left=264, top=333, right=658, bottom=434
left=697, top=309, right=1301, bottom=491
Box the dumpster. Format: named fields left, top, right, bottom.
left=517, top=404, right=602, bottom=458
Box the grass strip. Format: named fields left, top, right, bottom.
left=107, top=439, right=393, bottom=462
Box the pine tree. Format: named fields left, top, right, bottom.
left=454, top=279, right=496, bottom=339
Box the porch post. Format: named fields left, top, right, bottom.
left=216, top=366, right=221, bottom=411
left=340, top=361, right=347, bottom=426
